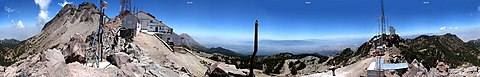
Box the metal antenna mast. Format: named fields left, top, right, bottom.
left=379, top=0, right=386, bottom=35
left=96, top=0, right=108, bottom=68
left=121, top=0, right=132, bottom=12
left=376, top=0, right=386, bottom=76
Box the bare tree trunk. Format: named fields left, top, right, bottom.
left=248, top=20, right=259, bottom=77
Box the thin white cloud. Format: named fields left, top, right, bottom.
left=477, top=6, right=480, bottom=13
left=4, top=6, right=15, bottom=13
left=440, top=26, right=446, bottom=30
left=423, top=1, right=430, bottom=4
left=11, top=20, right=25, bottom=28
left=4, top=6, right=16, bottom=18
left=34, top=0, right=52, bottom=27
left=440, top=26, right=459, bottom=31
left=305, top=1, right=311, bottom=4
left=58, top=0, right=73, bottom=7
left=187, top=1, right=193, bottom=4
left=16, top=20, right=25, bottom=28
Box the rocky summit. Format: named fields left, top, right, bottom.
left=0, top=2, right=231, bottom=77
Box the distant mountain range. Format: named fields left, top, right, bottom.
left=179, top=33, right=245, bottom=57
left=179, top=33, right=208, bottom=51
left=466, top=39, right=480, bottom=51
left=0, top=39, right=20, bottom=49
left=195, top=37, right=362, bottom=56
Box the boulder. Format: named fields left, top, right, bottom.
left=466, top=66, right=478, bottom=73
left=448, top=69, right=462, bottom=77
left=436, top=61, right=449, bottom=76
left=124, top=43, right=136, bottom=54
left=205, top=62, right=248, bottom=77
left=0, top=66, right=4, bottom=77
left=0, top=66, right=4, bottom=72
left=43, top=49, right=69, bottom=77
left=402, top=59, right=428, bottom=77
left=118, top=63, right=142, bottom=77
left=106, top=52, right=132, bottom=66
left=64, top=33, right=86, bottom=63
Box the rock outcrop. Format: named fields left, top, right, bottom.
left=4, top=49, right=68, bottom=77
left=106, top=52, right=132, bottom=66
left=64, top=33, right=86, bottom=63
left=402, top=59, right=428, bottom=77
left=402, top=59, right=480, bottom=77
left=436, top=61, right=449, bottom=76
left=205, top=62, right=248, bottom=77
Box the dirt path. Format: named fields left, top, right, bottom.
left=133, top=33, right=208, bottom=76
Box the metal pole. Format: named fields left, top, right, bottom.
left=380, top=0, right=386, bottom=35
left=248, top=20, right=259, bottom=77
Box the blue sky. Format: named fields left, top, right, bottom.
left=1, top=0, right=480, bottom=54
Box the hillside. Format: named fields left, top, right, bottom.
left=467, top=39, right=480, bottom=51
left=401, top=33, right=480, bottom=68
left=326, top=34, right=406, bottom=66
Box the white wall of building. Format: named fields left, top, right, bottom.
left=136, top=12, right=172, bottom=34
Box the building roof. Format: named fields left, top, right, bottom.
left=367, top=59, right=408, bottom=71
left=136, top=11, right=171, bottom=29
left=122, top=12, right=140, bottom=22
left=121, top=12, right=140, bottom=29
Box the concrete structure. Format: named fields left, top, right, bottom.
left=135, top=11, right=173, bottom=34
left=367, top=61, right=385, bottom=77
left=367, top=59, right=408, bottom=77
left=389, top=26, right=395, bottom=35
left=120, top=12, right=141, bottom=39
left=158, top=33, right=182, bottom=46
